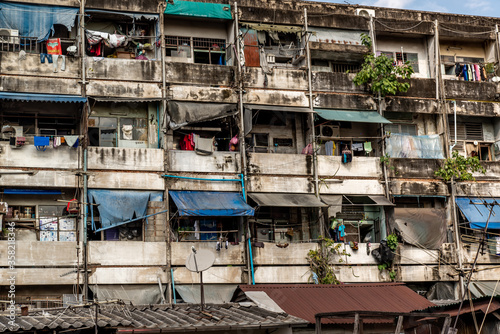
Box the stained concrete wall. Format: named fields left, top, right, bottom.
left=87, top=147, right=164, bottom=171
left=0, top=143, right=80, bottom=169
left=168, top=151, right=240, bottom=173
left=0, top=52, right=80, bottom=78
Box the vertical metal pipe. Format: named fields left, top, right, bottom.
left=234, top=2, right=253, bottom=285
left=234, top=2, right=248, bottom=197
left=304, top=8, right=319, bottom=198
left=171, top=268, right=176, bottom=304
left=83, top=148, right=88, bottom=301
left=435, top=20, right=439, bottom=100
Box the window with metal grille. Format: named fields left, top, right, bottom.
left=449, top=120, right=484, bottom=141
left=164, top=35, right=226, bottom=65
left=331, top=62, right=362, bottom=73
left=385, top=123, right=417, bottom=135
left=379, top=51, right=419, bottom=73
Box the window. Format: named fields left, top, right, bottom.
left=165, top=35, right=226, bottom=65
left=89, top=117, right=117, bottom=147
left=39, top=205, right=77, bottom=242
left=385, top=123, right=417, bottom=136
left=89, top=116, right=148, bottom=148
left=379, top=51, right=419, bottom=73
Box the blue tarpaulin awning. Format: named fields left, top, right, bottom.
left=4, top=189, right=62, bottom=195
left=170, top=191, right=254, bottom=216
left=165, top=0, right=232, bottom=20
left=0, top=2, right=79, bottom=41
left=315, top=109, right=392, bottom=124
left=455, top=197, right=500, bottom=229
left=0, top=92, right=87, bottom=103
left=88, top=190, right=163, bottom=231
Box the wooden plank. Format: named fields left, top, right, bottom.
left=171, top=242, right=245, bottom=266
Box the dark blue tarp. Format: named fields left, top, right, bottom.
left=0, top=2, right=79, bottom=41
left=170, top=191, right=254, bottom=216
left=4, top=189, right=61, bottom=195
left=0, top=92, right=87, bottom=103
left=456, top=197, right=500, bottom=229
left=88, top=189, right=163, bottom=231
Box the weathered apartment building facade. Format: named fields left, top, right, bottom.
left=0, top=0, right=500, bottom=306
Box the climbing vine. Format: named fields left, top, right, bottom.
left=307, top=237, right=350, bottom=284
left=435, top=151, right=486, bottom=182
left=352, top=35, right=414, bottom=96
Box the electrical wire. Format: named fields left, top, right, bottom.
left=374, top=19, right=424, bottom=32
left=439, top=25, right=495, bottom=35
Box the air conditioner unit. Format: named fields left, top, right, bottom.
left=0, top=29, right=19, bottom=44
left=319, top=125, right=340, bottom=140
left=356, top=8, right=376, bottom=18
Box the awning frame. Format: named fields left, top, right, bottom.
left=315, top=108, right=392, bottom=124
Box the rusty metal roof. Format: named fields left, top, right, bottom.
left=0, top=303, right=307, bottom=333
left=238, top=283, right=436, bottom=324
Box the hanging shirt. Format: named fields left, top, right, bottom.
left=46, top=38, right=62, bottom=55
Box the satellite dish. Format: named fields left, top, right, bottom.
left=185, top=248, right=215, bottom=273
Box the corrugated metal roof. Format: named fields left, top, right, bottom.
left=238, top=283, right=436, bottom=324
left=0, top=303, right=307, bottom=333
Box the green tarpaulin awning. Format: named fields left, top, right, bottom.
left=165, top=0, right=232, bottom=20
left=315, top=109, right=392, bottom=124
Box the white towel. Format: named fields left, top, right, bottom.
left=64, top=135, right=79, bottom=147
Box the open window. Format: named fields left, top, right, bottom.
left=449, top=115, right=496, bottom=161
left=248, top=193, right=325, bottom=243
left=84, top=10, right=158, bottom=59
left=244, top=105, right=312, bottom=154
left=322, top=195, right=393, bottom=243
left=314, top=109, right=391, bottom=157
left=88, top=101, right=159, bottom=148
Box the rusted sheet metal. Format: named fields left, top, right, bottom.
left=242, top=28, right=260, bottom=67
left=238, top=283, right=435, bottom=324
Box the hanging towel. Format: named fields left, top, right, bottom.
left=34, top=136, right=50, bottom=151
left=352, top=143, right=364, bottom=151
left=325, top=141, right=334, bottom=156
left=64, top=135, right=79, bottom=147
left=474, top=64, right=481, bottom=81
left=463, top=64, right=468, bottom=81
left=363, top=141, right=373, bottom=153
left=53, top=136, right=62, bottom=148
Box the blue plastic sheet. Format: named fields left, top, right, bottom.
left=88, top=190, right=163, bottom=231
left=169, top=191, right=254, bottom=216
left=0, top=2, right=79, bottom=41
left=455, top=197, right=500, bottom=229
left=0, top=92, right=87, bottom=103
left=385, top=133, right=444, bottom=159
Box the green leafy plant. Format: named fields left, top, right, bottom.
left=360, top=33, right=372, bottom=48
left=353, top=53, right=414, bottom=96
left=386, top=233, right=398, bottom=251
left=307, top=237, right=351, bottom=284
left=435, top=151, right=486, bottom=182
left=380, top=153, right=398, bottom=175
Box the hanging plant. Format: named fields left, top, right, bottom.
left=307, top=237, right=350, bottom=284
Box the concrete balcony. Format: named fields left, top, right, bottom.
left=166, top=62, right=234, bottom=87
left=87, top=147, right=164, bottom=171
left=85, top=57, right=161, bottom=82
left=0, top=52, right=81, bottom=95
left=0, top=142, right=80, bottom=169
left=252, top=242, right=457, bottom=283
left=171, top=241, right=245, bottom=284
left=168, top=150, right=240, bottom=174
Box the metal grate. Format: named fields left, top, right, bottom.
left=165, top=35, right=191, bottom=47
left=331, top=63, right=361, bottom=73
